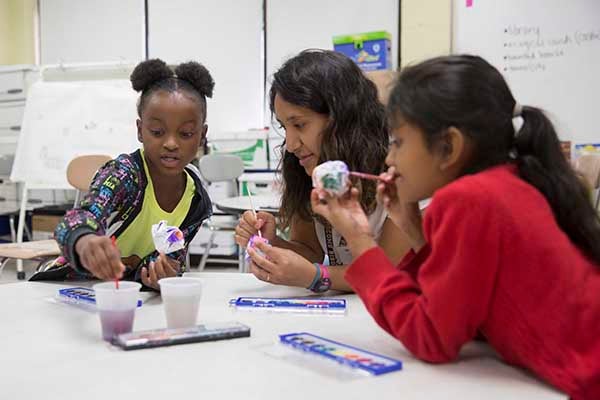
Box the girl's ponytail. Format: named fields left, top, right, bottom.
left=515, top=106, right=600, bottom=262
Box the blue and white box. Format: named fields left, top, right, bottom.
left=333, top=31, right=392, bottom=71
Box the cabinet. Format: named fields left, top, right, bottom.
left=0, top=67, right=35, bottom=200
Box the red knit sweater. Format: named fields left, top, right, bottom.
left=345, top=165, right=600, bottom=400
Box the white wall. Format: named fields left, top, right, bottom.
left=0, top=0, right=36, bottom=65
left=147, top=0, right=264, bottom=137
left=33, top=1, right=405, bottom=137
left=39, top=0, right=145, bottom=64
left=267, top=0, right=399, bottom=77
left=266, top=0, right=399, bottom=125
left=401, top=0, right=452, bottom=67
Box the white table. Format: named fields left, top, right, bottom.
left=0, top=273, right=565, bottom=399
left=214, top=195, right=280, bottom=215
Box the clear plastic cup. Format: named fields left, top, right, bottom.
left=93, top=281, right=141, bottom=341
left=159, top=277, right=202, bottom=329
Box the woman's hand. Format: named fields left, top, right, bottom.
left=75, top=235, right=125, bottom=280
left=235, top=211, right=277, bottom=247
left=377, top=167, right=425, bottom=252
left=140, top=253, right=180, bottom=290
left=247, top=241, right=316, bottom=288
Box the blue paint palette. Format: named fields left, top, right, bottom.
left=229, top=297, right=346, bottom=314
left=279, top=332, right=402, bottom=376
left=58, top=287, right=142, bottom=309
left=58, top=287, right=97, bottom=306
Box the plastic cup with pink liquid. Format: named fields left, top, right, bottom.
left=93, top=281, right=141, bottom=341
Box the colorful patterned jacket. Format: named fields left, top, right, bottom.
left=29, top=149, right=212, bottom=285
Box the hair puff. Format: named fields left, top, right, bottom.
left=130, top=59, right=173, bottom=92
left=175, top=61, right=215, bottom=98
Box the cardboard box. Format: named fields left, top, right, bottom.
left=31, top=203, right=70, bottom=240
left=208, top=130, right=269, bottom=170
left=364, top=70, right=398, bottom=105
left=333, top=31, right=392, bottom=71
left=560, top=141, right=571, bottom=161
left=32, top=214, right=62, bottom=240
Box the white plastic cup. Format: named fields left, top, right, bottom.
left=159, top=277, right=202, bottom=329
left=93, top=281, right=141, bottom=341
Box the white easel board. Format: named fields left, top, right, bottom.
left=10, top=79, right=139, bottom=189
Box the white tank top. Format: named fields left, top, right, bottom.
left=314, top=202, right=387, bottom=266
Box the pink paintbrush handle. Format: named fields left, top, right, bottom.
left=349, top=171, right=392, bottom=183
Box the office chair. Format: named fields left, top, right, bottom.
left=196, top=154, right=245, bottom=271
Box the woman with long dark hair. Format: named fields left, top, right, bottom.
left=235, top=49, right=410, bottom=292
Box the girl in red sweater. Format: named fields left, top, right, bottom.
left=307, top=55, right=600, bottom=399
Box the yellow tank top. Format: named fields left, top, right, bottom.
left=115, top=150, right=195, bottom=264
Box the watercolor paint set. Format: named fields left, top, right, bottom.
left=57, top=287, right=142, bottom=310
left=113, top=321, right=251, bottom=350
left=279, top=332, right=402, bottom=376
left=229, top=296, right=347, bottom=314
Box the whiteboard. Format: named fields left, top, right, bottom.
left=147, top=0, right=264, bottom=137
left=10, top=80, right=139, bottom=189
left=453, top=0, right=600, bottom=144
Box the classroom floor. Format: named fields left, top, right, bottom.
left=0, top=257, right=239, bottom=285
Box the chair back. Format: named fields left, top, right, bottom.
left=66, top=154, right=112, bottom=191
left=198, top=154, right=244, bottom=183
left=67, top=155, right=112, bottom=206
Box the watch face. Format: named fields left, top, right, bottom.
left=315, top=277, right=331, bottom=292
